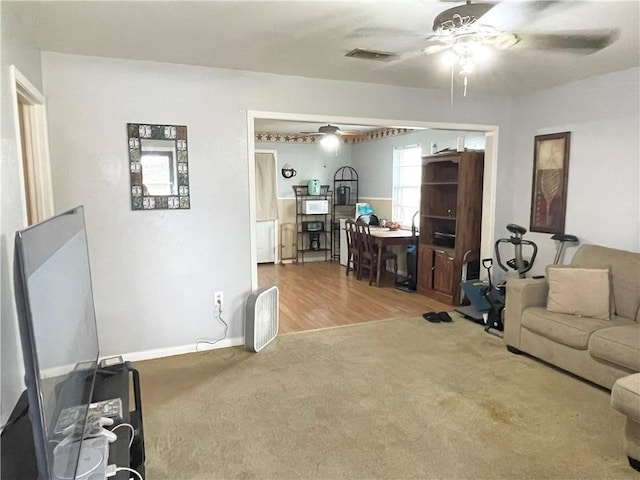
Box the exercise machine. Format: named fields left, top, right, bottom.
left=487, top=224, right=539, bottom=335
left=551, top=233, right=580, bottom=265
left=495, top=223, right=538, bottom=278
left=455, top=258, right=494, bottom=323
left=486, top=228, right=580, bottom=336
left=457, top=224, right=579, bottom=337
left=456, top=224, right=539, bottom=336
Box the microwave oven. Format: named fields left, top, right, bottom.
left=304, top=199, right=329, bottom=214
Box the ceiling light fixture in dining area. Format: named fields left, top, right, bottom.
left=319, top=133, right=340, bottom=150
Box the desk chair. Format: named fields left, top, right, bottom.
left=356, top=223, right=398, bottom=286
left=345, top=219, right=360, bottom=278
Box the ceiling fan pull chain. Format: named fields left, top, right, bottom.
left=450, top=64, right=454, bottom=105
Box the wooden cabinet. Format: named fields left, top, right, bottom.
left=433, top=249, right=455, bottom=295
left=417, top=151, right=484, bottom=305
left=417, top=247, right=434, bottom=291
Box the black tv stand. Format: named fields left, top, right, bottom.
left=1, top=360, right=145, bottom=479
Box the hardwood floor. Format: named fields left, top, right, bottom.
left=258, top=261, right=450, bottom=334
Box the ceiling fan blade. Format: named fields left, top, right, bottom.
left=423, top=43, right=452, bottom=55
left=477, top=1, right=563, bottom=32
left=512, top=29, right=619, bottom=53
left=337, top=131, right=363, bottom=137
left=346, top=27, right=425, bottom=39
left=300, top=132, right=324, bottom=136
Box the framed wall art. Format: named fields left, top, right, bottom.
left=529, top=132, right=571, bottom=234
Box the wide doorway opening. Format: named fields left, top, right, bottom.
left=248, top=111, right=498, bottom=334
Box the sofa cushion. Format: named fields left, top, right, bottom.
left=571, top=245, right=640, bottom=320
left=521, top=307, right=631, bottom=350
left=611, top=374, right=640, bottom=423
left=589, top=324, right=640, bottom=372
left=546, top=266, right=612, bottom=320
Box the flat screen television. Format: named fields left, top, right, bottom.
left=14, top=206, right=100, bottom=480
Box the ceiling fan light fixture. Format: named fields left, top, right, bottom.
left=435, top=12, right=479, bottom=35
left=471, top=44, right=492, bottom=62
left=459, top=57, right=474, bottom=75
left=442, top=51, right=457, bottom=67
left=445, top=36, right=493, bottom=75
left=320, top=134, right=340, bottom=149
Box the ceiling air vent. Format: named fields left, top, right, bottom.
left=345, top=48, right=397, bottom=62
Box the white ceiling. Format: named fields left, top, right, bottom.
left=8, top=0, right=640, bottom=97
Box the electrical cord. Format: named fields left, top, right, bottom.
left=110, top=422, right=135, bottom=448
left=196, top=301, right=229, bottom=351
left=107, top=464, right=143, bottom=480
left=116, top=467, right=143, bottom=480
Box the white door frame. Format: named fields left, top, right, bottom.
left=10, top=65, right=54, bottom=225
left=255, top=149, right=279, bottom=264
left=247, top=111, right=499, bottom=291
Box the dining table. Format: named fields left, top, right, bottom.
left=367, top=227, right=418, bottom=287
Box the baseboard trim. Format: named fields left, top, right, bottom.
left=115, top=336, right=244, bottom=363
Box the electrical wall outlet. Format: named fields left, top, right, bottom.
left=214, top=291, right=224, bottom=307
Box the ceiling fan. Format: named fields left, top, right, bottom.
left=300, top=124, right=362, bottom=138
left=300, top=124, right=363, bottom=150
left=422, top=0, right=618, bottom=57
left=352, top=1, right=619, bottom=98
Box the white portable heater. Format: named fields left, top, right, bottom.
left=245, top=286, right=279, bottom=352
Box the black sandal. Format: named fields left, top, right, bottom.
left=438, top=311, right=453, bottom=323
left=423, top=312, right=441, bottom=323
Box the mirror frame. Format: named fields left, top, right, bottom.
left=127, top=123, right=190, bottom=210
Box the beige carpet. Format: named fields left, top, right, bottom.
left=136, top=315, right=635, bottom=479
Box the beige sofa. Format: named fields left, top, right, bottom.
left=611, top=374, right=640, bottom=471
left=504, top=244, right=640, bottom=469
left=504, top=244, right=640, bottom=389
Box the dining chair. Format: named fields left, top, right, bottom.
left=356, top=223, right=398, bottom=286
left=345, top=219, right=360, bottom=278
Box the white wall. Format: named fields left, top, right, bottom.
left=352, top=130, right=486, bottom=198
left=0, top=3, right=45, bottom=424
left=258, top=130, right=486, bottom=200
left=255, top=141, right=353, bottom=198
left=505, top=67, right=640, bottom=276
left=40, top=52, right=512, bottom=362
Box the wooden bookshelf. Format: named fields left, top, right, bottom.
left=417, top=151, right=484, bottom=305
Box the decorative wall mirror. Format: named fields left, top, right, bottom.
left=127, top=123, right=190, bottom=210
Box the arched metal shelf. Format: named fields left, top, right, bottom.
left=332, top=166, right=359, bottom=261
